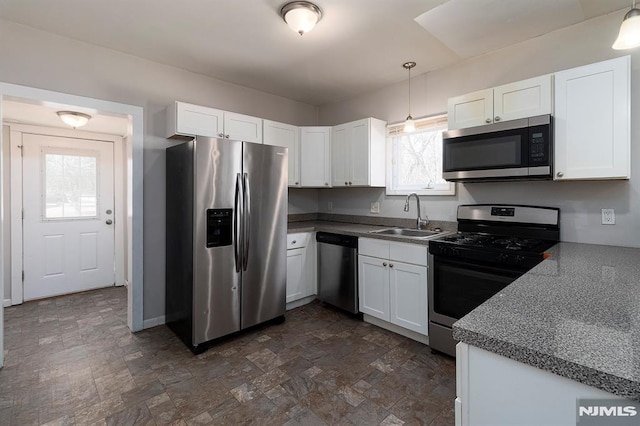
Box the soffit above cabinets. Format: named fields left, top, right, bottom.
left=0, top=0, right=631, bottom=106
left=414, top=0, right=630, bottom=58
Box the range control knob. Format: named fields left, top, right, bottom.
left=515, top=255, right=526, bottom=265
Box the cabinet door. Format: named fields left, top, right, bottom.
left=263, top=120, right=300, bottom=186
left=300, top=127, right=331, bottom=187
left=348, top=119, right=371, bottom=186
left=554, top=56, right=630, bottom=180
left=286, top=248, right=305, bottom=303
left=389, top=262, right=428, bottom=335
left=447, top=89, right=493, bottom=130
left=358, top=255, right=389, bottom=321
left=224, top=112, right=263, bottom=144
left=493, top=75, right=552, bottom=123
left=170, top=102, right=223, bottom=138
left=331, top=124, right=349, bottom=187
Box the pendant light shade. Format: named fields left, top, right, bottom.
left=403, top=61, right=416, bottom=133
left=280, top=1, right=322, bottom=35
left=613, top=2, right=640, bottom=50
left=57, top=111, right=91, bottom=128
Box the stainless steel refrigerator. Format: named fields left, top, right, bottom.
left=165, top=137, right=287, bottom=351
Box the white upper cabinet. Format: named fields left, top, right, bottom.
left=554, top=56, right=630, bottom=180
left=300, top=126, right=332, bottom=187
left=166, top=101, right=223, bottom=139
left=331, top=118, right=386, bottom=187
left=223, top=112, right=263, bottom=144
left=263, top=120, right=300, bottom=187
left=448, top=75, right=552, bottom=130
left=166, top=101, right=262, bottom=143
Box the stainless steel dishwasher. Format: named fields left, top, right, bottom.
left=316, top=232, right=359, bottom=314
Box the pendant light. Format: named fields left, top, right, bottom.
left=613, top=0, right=640, bottom=50
left=280, top=1, right=322, bottom=36
left=57, top=111, right=91, bottom=129
left=403, top=61, right=416, bottom=133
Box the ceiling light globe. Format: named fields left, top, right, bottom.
left=280, top=2, right=322, bottom=36
left=613, top=9, right=640, bottom=49
left=57, top=111, right=91, bottom=128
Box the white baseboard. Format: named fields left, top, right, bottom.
left=3, top=299, right=11, bottom=307
left=363, top=314, right=429, bottom=345
left=286, top=295, right=317, bottom=311
left=143, top=315, right=165, bottom=329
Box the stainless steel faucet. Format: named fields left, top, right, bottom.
left=404, top=192, right=429, bottom=229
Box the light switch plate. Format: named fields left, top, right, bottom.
left=370, top=202, right=380, bottom=214
left=601, top=209, right=615, bottom=225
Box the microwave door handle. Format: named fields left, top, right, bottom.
left=242, top=172, right=250, bottom=271
left=234, top=173, right=242, bottom=273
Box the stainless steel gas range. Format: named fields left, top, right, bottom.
left=427, top=204, right=560, bottom=357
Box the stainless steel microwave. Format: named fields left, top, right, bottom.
left=442, top=115, right=552, bottom=182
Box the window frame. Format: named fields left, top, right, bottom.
left=385, top=114, right=456, bottom=196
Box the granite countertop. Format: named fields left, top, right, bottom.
left=287, top=219, right=455, bottom=245
left=453, top=242, right=640, bottom=401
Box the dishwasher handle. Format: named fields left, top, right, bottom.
left=316, top=232, right=358, bottom=249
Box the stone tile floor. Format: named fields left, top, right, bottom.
left=1, top=286, right=455, bottom=425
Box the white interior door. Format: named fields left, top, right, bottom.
left=22, top=133, right=115, bottom=301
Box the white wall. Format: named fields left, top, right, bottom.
left=0, top=19, right=319, bottom=320
left=288, top=188, right=320, bottom=214
left=318, top=10, right=640, bottom=248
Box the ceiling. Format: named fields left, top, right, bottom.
left=0, top=0, right=631, bottom=106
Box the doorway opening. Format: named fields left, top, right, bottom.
left=0, top=83, right=144, bottom=368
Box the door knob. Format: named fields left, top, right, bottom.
left=106, top=219, right=113, bottom=225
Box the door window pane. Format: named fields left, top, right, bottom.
left=44, top=151, right=98, bottom=219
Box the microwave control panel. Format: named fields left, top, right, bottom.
left=528, top=125, right=550, bottom=166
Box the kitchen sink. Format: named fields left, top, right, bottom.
left=369, top=228, right=442, bottom=238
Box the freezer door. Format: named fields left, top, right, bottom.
left=241, top=143, right=287, bottom=329
left=193, top=137, right=243, bottom=345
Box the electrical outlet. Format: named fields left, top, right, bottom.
left=601, top=208, right=615, bottom=225
left=327, top=201, right=333, bottom=212
left=370, top=202, right=380, bottom=214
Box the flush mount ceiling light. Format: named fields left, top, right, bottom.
left=613, top=0, right=640, bottom=49
left=57, top=111, right=91, bottom=129
left=403, top=61, right=417, bottom=133
left=280, top=1, right=322, bottom=36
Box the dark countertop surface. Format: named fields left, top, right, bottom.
left=453, top=242, right=640, bottom=401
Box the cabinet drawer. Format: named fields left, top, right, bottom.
left=359, top=238, right=389, bottom=259
left=287, top=233, right=309, bottom=249
left=389, top=241, right=427, bottom=265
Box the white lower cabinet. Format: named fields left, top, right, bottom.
left=286, top=232, right=316, bottom=307
left=358, top=238, right=428, bottom=336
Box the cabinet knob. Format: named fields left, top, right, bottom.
left=218, top=132, right=224, bottom=138
left=291, top=240, right=296, bottom=244
left=389, top=263, right=394, bottom=268
left=348, top=181, right=352, bottom=185
left=485, top=118, right=492, bottom=124
left=383, top=262, right=387, bottom=267
left=225, top=134, right=230, bottom=139
left=294, top=182, right=299, bottom=185
left=494, top=116, right=501, bottom=122
left=325, top=182, right=329, bottom=186
left=556, top=171, right=564, bottom=177
left=345, top=181, right=348, bottom=185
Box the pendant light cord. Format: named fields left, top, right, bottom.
left=408, top=66, right=412, bottom=117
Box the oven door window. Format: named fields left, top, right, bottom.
left=433, top=257, right=523, bottom=320
left=443, top=128, right=528, bottom=172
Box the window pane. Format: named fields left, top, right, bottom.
left=392, top=128, right=447, bottom=189
left=45, top=152, right=98, bottom=219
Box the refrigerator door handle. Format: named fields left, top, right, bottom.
left=234, top=172, right=242, bottom=273
left=242, top=172, right=250, bottom=271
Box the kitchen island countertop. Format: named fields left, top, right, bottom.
left=453, top=242, right=640, bottom=401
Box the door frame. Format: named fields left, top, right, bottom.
left=9, top=124, right=126, bottom=302
left=0, top=82, right=144, bottom=369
